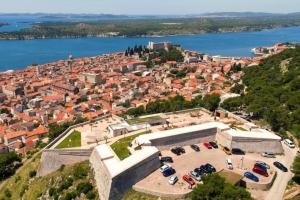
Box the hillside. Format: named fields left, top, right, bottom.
left=0, top=156, right=99, bottom=200
left=222, top=46, right=300, bottom=138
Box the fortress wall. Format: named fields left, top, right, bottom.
left=149, top=128, right=217, bottom=150
left=90, top=149, right=113, bottom=200
left=37, top=149, right=91, bottom=176
left=231, top=138, right=283, bottom=154
left=109, top=152, right=161, bottom=200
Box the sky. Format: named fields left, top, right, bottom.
left=1, top=0, right=300, bottom=15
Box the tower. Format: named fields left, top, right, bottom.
left=67, top=54, right=73, bottom=71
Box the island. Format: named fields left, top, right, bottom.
left=1, top=14, right=300, bottom=40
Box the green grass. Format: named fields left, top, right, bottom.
left=56, top=130, right=81, bottom=149
left=127, top=116, right=162, bottom=125
left=111, top=131, right=150, bottom=160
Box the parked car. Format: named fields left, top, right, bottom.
left=203, top=142, right=212, bottom=149
left=284, top=139, right=295, bottom=148
left=194, top=167, right=206, bottom=175
left=168, top=175, right=178, bottom=185
left=254, top=163, right=268, bottom=171
left=223, top=146, right=232, bottom=155
left=160, top=156, right=173, bottom=163
left=273, top=161, right=288, bottom=172
left=244, top=172, right=259, bottom=182
left=189, top=170, right=202, bottom=181
left=190, top=144, right=200, bottom=152
left=160, top=164, right=171, bottom=172
left=256, top=161, right=270, bottom=169
left=178, top=147, right=186, bottom=154
left=163, top=167, right=176, bottom=177
left=232, top=148, right=245, bottom=155
left=171, top=147, right=185, bottom=155
left=261, top=152, right=276, bottom=158
left=183, top=174, right=195, bottom=186
left=226, top=158, right=233, bottom=170
left=204, top=163, right=216, bottom=173
left=253, top=165, right=269, bottom=177
left=209, top=141, right=218, bottom=149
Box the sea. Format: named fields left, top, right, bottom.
left=0, top=15, right=300, bottom=71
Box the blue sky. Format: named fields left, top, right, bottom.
left=1, top=0, right=300, bottom=15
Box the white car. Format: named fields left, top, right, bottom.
left=226, top=158, right=233, bottom=170
left=261, top=152, right=276, bottom=158
left=160, top=164, right=171, bottom=173
left=168, top=175, right=178, bottom=185
left=284, top=139, right=295, bottom=148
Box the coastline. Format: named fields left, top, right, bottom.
left=0, top=25, right=300, bottom=41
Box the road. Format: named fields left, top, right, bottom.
left=265, top=142, right=297, bottom=200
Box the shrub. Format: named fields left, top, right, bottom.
left=29, top=170, right=37, bottom=178
left=49, top=187, right=57, bottom=197
left=58, top=177, right=74, bottom=192
left=76, top=182, right=93, bottom=194
left=63, top=191, right=77, bottom=200
left=86, top=190, right=96, bottom=200
left=73, top=165, right=88, bottom=179
left=4, top=189, right=11, bottom=198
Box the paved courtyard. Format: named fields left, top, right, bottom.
left=135, top=142, right=280, bottom=198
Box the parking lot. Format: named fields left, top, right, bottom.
left=135, top=142, right=278, bottom=197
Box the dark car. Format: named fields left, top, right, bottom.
left=194, top=167, right=206, bottom=175
left=160, top=156, right=173, bottom=163
left=273, top=161, right=288, bottom=172
left=205, top=163, right=216, bottom=173
left=190, top=144, right=200, bottom=152
left=171, top=147, right=185, bottom=155
left=232, top=148, right=245, bottom=155
left=171, top=148, right=180, bottom=155
left=209, top=142, right=218, bottom=149
left=163, top=167, right=176, bottom=177
left=178, top=147, right=186, bottom=154
left=244, top=172, right=259, bottom=182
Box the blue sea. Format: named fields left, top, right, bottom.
left=0, top=25, right=300, bottom=71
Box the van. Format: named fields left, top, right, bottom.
left=284, top=139, right=295, bottom=148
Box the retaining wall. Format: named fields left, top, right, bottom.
left=38, top=149, right=92, bottom=176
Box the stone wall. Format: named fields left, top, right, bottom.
left=109, top=152, right=161, bottom=200
left=37, top=149, right=92, bottom=176
left=89, top=148, right=112, bottom=200
left=89, top=147, right=161, bottom=200
left=149, top=128, right=217, bottom=150
left=231, top=138, right=283, bottom=154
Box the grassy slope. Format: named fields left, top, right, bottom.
left=123, top=189, right=187, bottom=200
left=56, top=130, right=81, bottom=149
left=0, top=158, right=98, bottom=200
left=111, top=131, right=150, bottom=160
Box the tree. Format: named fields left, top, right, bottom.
left=203, top=94, right=221, bottom=111
left=230, top=84, right=245, bottom=94
left=190, top=174, right=252, bottom=200
left=221, top=97, right=244, bottom=112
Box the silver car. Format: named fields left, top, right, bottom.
left=261, top=152, right=275, bottom=158
left=168, top=175, right=178, bottom=185
left=189, top=170, right=201, bottom=181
